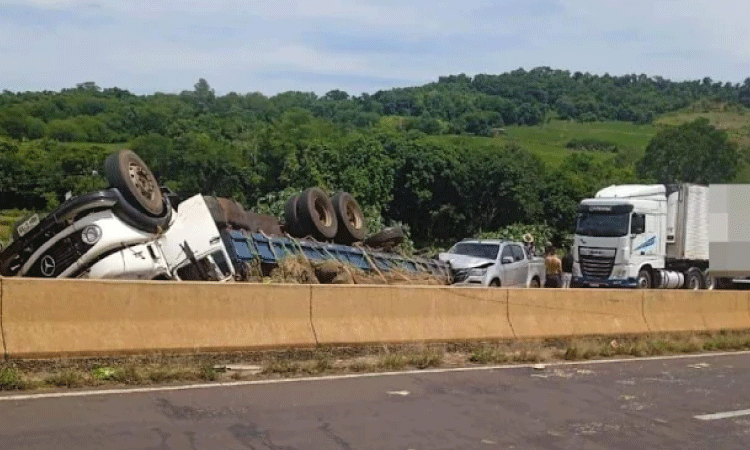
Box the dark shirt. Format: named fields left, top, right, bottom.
left=562, top=252, right=574, bottom=273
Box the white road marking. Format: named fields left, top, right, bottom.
left=1, top=350, right=749, bottom=403
left=387, top=390, right=410, bottom=396
left=695, top=409, right=750, bottom=421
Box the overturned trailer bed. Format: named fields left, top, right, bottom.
left=221, top=229, right=452, bottom=283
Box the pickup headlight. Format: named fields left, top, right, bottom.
left=468, top=268, right=488, bottom=276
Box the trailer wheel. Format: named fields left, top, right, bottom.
left=685, top=267, right=704, bottom=290
left=297, top=188, right=338, bottom=240
left=104, top=150, right=165, bottom=217
left=637, top=268, right=652, bottom=289
left=331, top=191, right=366, bottom=244
left=365, top=227, right=406, bottom=250
left=284, top=194, right=307, bottom=237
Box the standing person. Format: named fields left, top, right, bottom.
left=522, top=233, right=536, bottom=257
left=562, top=248, right=574, bottom=288
left=544, top=246, right=562, bottom=288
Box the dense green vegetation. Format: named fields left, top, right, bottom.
left=1, top=69, right=748, bottom=247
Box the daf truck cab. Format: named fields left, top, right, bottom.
left=572, top=184, right=708, bottom=289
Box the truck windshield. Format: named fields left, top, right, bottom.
left=450, top=243, right=500, bottom=260
left=576, top=212, right=630, bottom=237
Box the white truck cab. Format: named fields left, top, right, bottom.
left=439, top=239, right=545, bottom=287
left=573, top=184, right=708, bottom=289
left=82, top=194, right=235, bottom=282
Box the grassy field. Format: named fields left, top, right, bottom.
left=656, top=104, right=750, bottom=181
left=427, top=120, right=658, bottom=167
left=420, top=105, right=750, bottom=182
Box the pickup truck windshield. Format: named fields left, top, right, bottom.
left=576, top=212, right=629, bottom=237
left=450, top=243, right=500, bottom=260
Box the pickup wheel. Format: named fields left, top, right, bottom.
left=489, top=279, right=501, bottom=287
left=105, top=150, right=165, bottom=217
left=529, top=277, right=540, bottom=288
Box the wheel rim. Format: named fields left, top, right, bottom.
left=689, top=276, right=701, bottom=290
left=345, top=203, right=362, bottom=229
left=313, top=198, right=333, bottom=227
left=128, top=162, right=157, bottom=202
left=638, top=274, right=649, bottom=288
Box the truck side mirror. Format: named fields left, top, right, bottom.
left=502, top=256, right=514, bottom=264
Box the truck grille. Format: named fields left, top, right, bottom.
left=27, top=234, right=94, bottom=278
left=578, top=247, right=616, bottom=280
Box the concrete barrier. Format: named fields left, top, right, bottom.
left=4, top=276, right=750, bottom=359
left=311, top=285, right=514, bottom=345
left=2, top=278, right=316, bottom=358
left=508, top=288, right=649, bottom=338
left=643, top=290, right=750, bottom=333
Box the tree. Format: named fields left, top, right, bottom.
left=637, top=118, right=739, bottom=184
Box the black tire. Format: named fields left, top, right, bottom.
left=684, top=267, right=704, bottom=290
left=331, top=192, right=367, bottom=244
left=637, top=268, right=652, bottom=289
left=104, top=150, right=165, bottom=217
left=365, top=227, right=406, bottom=249
left=110, top=188, right=172, bottom=233
left=529, top=277, right=540, bottom=288
left=489, top=279, right=501, bottom=287
left=284, top=194, right=308, bottom=237
left=297, top=188, right=338, bottom=240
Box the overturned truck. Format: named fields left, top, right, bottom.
left=0, top=150, right=449, bottom=285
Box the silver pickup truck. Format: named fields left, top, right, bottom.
left=438, top=239, right=546, bottom=287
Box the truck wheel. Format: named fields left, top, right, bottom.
left=284, top=195, right=307, bottom=237
left=331, top=191, right=366, bottom=244
left=365, top=227, right=406, bottom=250
left=104, top=150, right=165, bottom=217
left=297, top=188, right=338, bottom=240
left=529, top=277, right=540, bottom=288
left=489, top=279, right=501, bottom=287
left=637, top=268, right=652, bottom=289
left=684, top=267, right=704, bottom=290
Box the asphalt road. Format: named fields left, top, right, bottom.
left=3, top=353, right=750, bottom=449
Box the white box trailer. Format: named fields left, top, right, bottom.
left=707, top=184, right=750, bottom=288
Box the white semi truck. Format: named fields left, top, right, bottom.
left=572, top=184, right=709, bottom=289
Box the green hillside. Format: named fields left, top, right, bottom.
left=425, top=120, right=657, bottom=167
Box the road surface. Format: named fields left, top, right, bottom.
left=2, top=353, right=750, bottom=449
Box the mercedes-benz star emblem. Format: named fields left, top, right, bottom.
left=40, top=255, right=56, bottom=277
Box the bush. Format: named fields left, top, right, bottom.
left=565, top=138, right=618, bottom=153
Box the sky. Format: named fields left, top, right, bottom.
left=0, top=0, right=749, bottom=96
